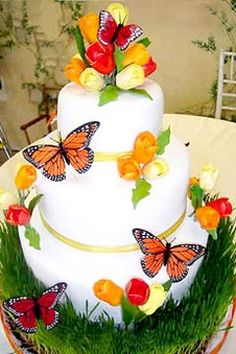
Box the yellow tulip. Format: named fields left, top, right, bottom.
left=15, top=165, right=37, bottom=190
left=123, top=43, right=150, bottom=67
left=116, top=64, right=145, bottom=90
left=80, top=68, right=104, bottom=91
left=199, top=164, right=219, bottom=192
left=138, top=283, right=167, bottom=315
left=77, top=13, right=99, bottom=43
left=0, top=189, right=18, bottom=210
left=107, top=3, right=129, bottom=25
left=64, top=57, right=86, bottom=85
left=142, top=158, right=169, bottom=180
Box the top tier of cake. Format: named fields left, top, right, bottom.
left=57, top=79, right=163, bottom=151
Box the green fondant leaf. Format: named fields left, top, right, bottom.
left=138, top=37, right=152, bottom=47
left=157, top=127, right=171, bottom=155
left=98, top=85, right=120, bottom=106
left=121, top=295, right=139, bottom=326
left=114, top=45, right=124, bottom=72
left=24, top=225, right=41, bottom=250
left=132, top=178, right=152, bottom=209
left=208, top=229, right=218, bottom=240
left=75, top=26, right=88, bottom=65
left=129, top=88, right=153, bottom=100
left=28, top=194, right=43, bottom=214
left=190, top=184, right=204, bottom=210
left=163, top=280, right=172, bottom=292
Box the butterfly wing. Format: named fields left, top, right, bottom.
left=98, top=10, right=118, bottom=45
left=133, top=228, right=166, bottom=278
left=37, top=282, right=67, bottom=331
left=62, top=121, right=100, bottom=174
left=167, top=244, right=206, bottom=283
left=23, top=145, right=66, bottom=182
left=3, top=297, right=37, bottom=333
left=115, top=25, right=144, bottom=50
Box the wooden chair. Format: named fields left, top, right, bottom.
left=215, top=50, right=236, bottom=119
left=0, top=122, right=13, bottom=159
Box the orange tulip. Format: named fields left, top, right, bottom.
left=93, top=279, right=123, bottom=306
left=123, top=43, right=150, bottom=67
left=64, top=58, right=86, bottom=84
left=15, top=165, right=37, bottom=190
left=195, top=206, right=220, bottom=230
left=117, top=154, right=142, bottom=181
left=133, top=131, right=157, bottom=164
left=78, top=13, right=99, bottom=43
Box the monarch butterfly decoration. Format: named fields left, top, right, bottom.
left=133, top=228, right=206, bottom=283
left=23, top=121, right=100, bottom=182
left=98, top=10, right=143, bottom=51
left=3, top=282, right=67, bottom=333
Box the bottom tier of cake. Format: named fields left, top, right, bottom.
left=19, top=201, right=208, bottom=323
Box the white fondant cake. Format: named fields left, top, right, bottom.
left=20, top=79, right=208, bottom=323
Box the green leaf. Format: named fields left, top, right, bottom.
left=121, top=295, right=139, bottom=326
left=157, top=127, right=171, bottom=155
left=132, top=178, right=152, bottom=209
left=98, top=85, right=120, bottom=106
left=190, top=184, right=204, bottom=210
left=75, top=26, right=88, bottom=65
left=208, top=229, right=218, bottom=240
left=28, top=194, right=43, bottom=214
left=114, top=45, right=124, bottom=72
left=163, top=280, right=172, bottom=292
left=129, top=88, right=153, bottom=100
left=137, top=37, right=151, bottom=47
left=24, top=225, right=41, bottom=250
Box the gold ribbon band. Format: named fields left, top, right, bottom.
left=94, top=151, right=132, bottom=162
left=39, top=210, right=186, bottom=253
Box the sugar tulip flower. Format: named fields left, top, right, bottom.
left=116, top=64, right=145, bottom=90
left=139, top=283, right=167, bottom=315
left=133, top=131, right=157, bottom=164
left=64, top=57, right=86, bottom=84
left=117, top=154, right=142, bottom=181
left=80, top=68, right=104, bottom=91
left=5, top=204, right=31, bottom=226
left=142, top=57, right=157, bottom=77
left=143, top=158, right=169, bottom=180
left=199, top=164, right=219, bottom=192
left=123, top=43, right=150, bottom=67
left=85, top=42, right=115, bottom=75
left=15, top=165, right=37, bottom=190
left=188, top=176, right=200, bottom=198
left=107, top=2, right=129, bottom=25
left=93, top=279, right=123, bottom=306
left=195, top=206, right=220, bottom=230
left=207, top=198, right=233, bottom=218
left=125, top=278, right=150, bottom=306
left=77, top=13, right=99, bottom=43
left=0, top=189, right=18, bottom=210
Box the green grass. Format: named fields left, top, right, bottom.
left=0, top=218, right=235, bottom=354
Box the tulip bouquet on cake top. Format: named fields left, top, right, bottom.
left=65, top=2, right=157, bottom=105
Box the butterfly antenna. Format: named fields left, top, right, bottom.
left=49, top=136, right=59, bottom=144
left=170, top=237, right=177, bottom=244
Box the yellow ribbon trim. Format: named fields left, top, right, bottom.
left=94, top=151, right=132, bottom=162
left=40, top=210, right=186, bottom=253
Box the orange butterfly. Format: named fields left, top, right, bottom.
left=133, top=228, right=206, bottom=283
left=23, top=121, right=100, bottom=182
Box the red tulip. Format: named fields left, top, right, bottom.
left=85, top=42, right=115, bottom=74
left=142, top=57, right=157, bottom=77
left=125, top=278, right=150, bottom=306
left=6, top=204, right=31, bottom=226
left=207, top=198, right=233, bottom=218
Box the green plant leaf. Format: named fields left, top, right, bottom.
left=114, top=45, right=124, bottom=72
left=129, top=88, right=153, bottom=100
left=137, top=37, right=151, bottom=47
left=157, top=127, right=171, bottom=155
left=28, top=194, right=43, bottom=214
left=98, top=85, right=120, bottom=106
left=132, top=178, right=152, bottom=208
left=24, top=225, right=41, bottom=250
left=208, top=229, right=218, bottom=240
left=75, top=26, right=88, bottom=65
left=163, top=280, right=172, bottom=292
left=121, top=295, right=139, bottom=326
left=190, top=184, right=204, bottom=210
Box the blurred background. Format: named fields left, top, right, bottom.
left=0, top=0, right=235, bottom=153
